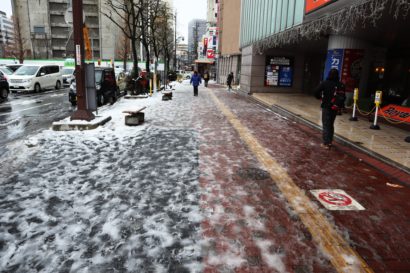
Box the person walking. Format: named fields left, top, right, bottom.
left=227, top=72, right=234, bottom=91
left=203, top=71, right=210, bottom=87
left=315, top=68, right=346, bottom=149
left=190, top=71, right=202, bottom=96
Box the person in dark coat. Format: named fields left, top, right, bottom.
left=315, top=68, right=345, bottom=149
left=190, top=71, right=202, bottom=96
left=203, top=71, right=210, bottom=87
left=227, top=72, right=234, bottom=91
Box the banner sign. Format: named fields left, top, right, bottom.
left=305, top=0, right=338, bottom=14
left=341, top=49, right=364, bottom=92
left=324, top=49, right=344, bottom=80
left=378, top=105, right=410, bottom=123
left=265, top=56, right=294, bottom=87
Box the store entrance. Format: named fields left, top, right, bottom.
left=367, top=49, right=410, bottom=107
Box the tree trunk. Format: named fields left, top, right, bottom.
left=131, top=39, right=139, bottom=77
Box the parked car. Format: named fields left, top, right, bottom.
left=6, top=64, right=23, bottom=72
left=0, top=66, right=13, bottom=83
left=69, top=67, right=119, bottom=106
left=0, top=73, right=10, bottom=102
left=8, top=64, right=63, bottom=93
left=61, top=67, right=75, bottom=87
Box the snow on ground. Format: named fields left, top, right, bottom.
left=0, top=88, right=204, bottom=272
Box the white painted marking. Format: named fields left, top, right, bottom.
left=310, top=189, right=365, bottom=211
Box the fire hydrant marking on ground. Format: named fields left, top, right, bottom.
left=311, top=189, right=365, bottom=211
left=209, top=91, right=373, bottom=273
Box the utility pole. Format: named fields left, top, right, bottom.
left=71, top=0, right=94, bottom=121
left=174, top=11, right=177, bottom=71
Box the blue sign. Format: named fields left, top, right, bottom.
left=279, top=66, right=293, bottom=87
left=324, top=49, right=344, bottom=80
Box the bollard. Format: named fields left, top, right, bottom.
left=370, top=90, right=382, bottom=130
left=349, top=88, right=359, bottom=121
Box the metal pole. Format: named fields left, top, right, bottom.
left=174, top=12, right=177, bottom=71
left=71, top=0, right=94, bottom=121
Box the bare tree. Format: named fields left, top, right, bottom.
left=6, top=16, right=28, bottom=63
left=101, top=0, right=140, bottom=76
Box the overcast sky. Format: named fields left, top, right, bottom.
left=1, top=0, right=13, bottom=17
left=0, top=0, right=206, bottom=42
left=173, top=0, right=207, bottom=42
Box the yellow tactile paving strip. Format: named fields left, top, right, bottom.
left=210, top=91, right=374, bottom=273
left=253, top=93, right=410, bottom=168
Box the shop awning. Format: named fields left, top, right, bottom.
left=195, top=59, right=215, bottom=64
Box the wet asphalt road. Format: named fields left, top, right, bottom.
left=0, top=88, right=73, bottom=148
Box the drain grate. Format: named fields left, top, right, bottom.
left=237, top=167, right=270, bottom=180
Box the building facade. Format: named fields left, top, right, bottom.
left=217, top=0, right=241, bottom=85
left=239, top=0, right=410, bottom=109
left=0, top=11, right=14, bottom=57
left=11, top=0, right=120, bottom=60
left=187, top=19, right=207, bottom=67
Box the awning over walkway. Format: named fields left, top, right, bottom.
left=195, top=59, right=215, bottom=64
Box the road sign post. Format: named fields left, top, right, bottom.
left=70, top=0, right=95, bottom=121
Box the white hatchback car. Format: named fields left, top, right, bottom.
left=9, top=64, right=63, bottom=93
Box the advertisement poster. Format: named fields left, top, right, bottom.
left=324, top=49, right=344, bottom=80
left=305, top=0, right=338, bottom=14
left=341, top=49, right=364, bottom=92
left=206, top=49, right=215, bottom=59
left=265, top=57, right=293, bottom=87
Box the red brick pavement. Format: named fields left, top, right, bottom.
left=196, top=87, right=410, bottom=273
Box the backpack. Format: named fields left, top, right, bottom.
left=331, top=84, right=346, bottom=111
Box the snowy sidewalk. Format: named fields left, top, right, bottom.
left=1, top=83, right=409, bottom=272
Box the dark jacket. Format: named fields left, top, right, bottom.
left=314, top=80, right=345, bottom=109
left=190, top=74, right=202, bottom=87
left=227, top=73, right=234, bottom=84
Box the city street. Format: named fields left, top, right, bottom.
left=0, top=88, right=73, bottom=147
left=0, top=82, right=409, bottom=273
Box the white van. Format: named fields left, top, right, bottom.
left=9, top=64, right=63, bottom=93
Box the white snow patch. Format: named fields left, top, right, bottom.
left=255, top=240, right=286, bottom=273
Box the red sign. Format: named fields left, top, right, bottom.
left=305, top=0, right=337, bottom=14
left=341, top=49, right=364, bottom=93
left=318, top=192, right=352, bottom=206
left=379, top=105, right=410, bottom=123
left=207, top=49, right=215, bottom=59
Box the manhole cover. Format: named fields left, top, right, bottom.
left=237, top=167, right=270, bottom=180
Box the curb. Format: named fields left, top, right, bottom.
left=239, top=92, right=410, bottom=185
left=51, top=116, right=112, bottom=131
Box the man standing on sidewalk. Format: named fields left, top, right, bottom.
left=190, top=71, right=202, bottom=96
left=315, top=68, right=345, bottom=149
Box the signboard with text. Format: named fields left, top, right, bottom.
left=305, top=0, right=338, bottom=14
left=341, top=49, right=364, bottom=92
left=324, top=49, right=344, bottom=80
left=378, top=105, right=410, bottom=123
left=265, top=56, right=294, bottom=87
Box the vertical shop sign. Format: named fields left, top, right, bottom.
left=265, top=56, right=294, bottom=87
left=324, top=49, right=344, bottom=80
left=341, top=49, right=364, bottom=92
left=305, top=0, right=338, bottom=14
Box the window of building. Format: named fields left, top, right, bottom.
left=33, top=26, right=45, bottom=34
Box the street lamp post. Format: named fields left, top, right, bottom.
left=71, top=0, right=94, bottom=121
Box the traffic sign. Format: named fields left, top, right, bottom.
left=310, top=189, right=365, bottom=211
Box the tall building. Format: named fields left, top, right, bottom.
left=188, top=19, right=207, bottom=66
left=11, top=0, right=121, bottom=59
left=207, top=0, right=217, bottom=26
left=217, top=0, right=241, bottom=85
left=239, top=0, right=410, bottom=108
left=0, top=11, right=14, bottom=57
